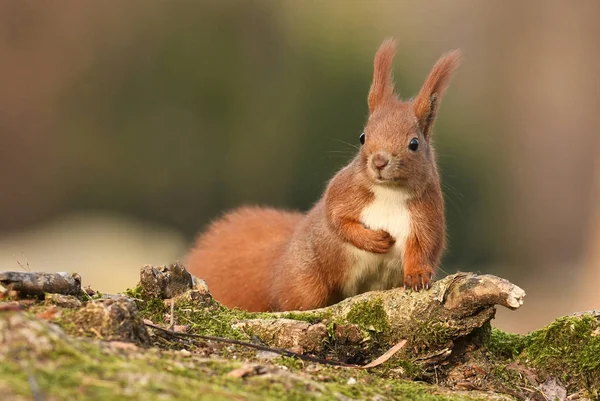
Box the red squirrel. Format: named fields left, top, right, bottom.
left=185, top=38, right=460, bottom=312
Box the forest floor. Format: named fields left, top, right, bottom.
left=0, top=266, right=598, bottom=401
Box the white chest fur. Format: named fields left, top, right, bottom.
left=342, top=186, right=412, bottom=297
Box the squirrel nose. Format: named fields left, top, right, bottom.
left=372, top=152, right=390, bottom=170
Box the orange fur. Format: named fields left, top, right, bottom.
left=184, top=207, right=303, bottom=311
left=414, top=50, right=461, bottom=138
left=368, top=37, right=397, bottom=114
left=404, top=183, right=446, bottom=290
left=185, top=39, right=461, bottom=311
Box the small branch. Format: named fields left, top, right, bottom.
left=360, top=340, right=407, bottom=369
left=0, top=272, right=82, bottom=297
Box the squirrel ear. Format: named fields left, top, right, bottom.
left=414, top=49, right=461, bottom=139
left=368, top=38, right=397, bottom=114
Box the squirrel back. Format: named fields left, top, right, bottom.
left=185, top=38, right=461, bottom=312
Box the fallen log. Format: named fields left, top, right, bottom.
left=234, top=273, right=525, bottom=355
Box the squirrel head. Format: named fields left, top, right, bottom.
left=358, top=38, right=461, bottom=194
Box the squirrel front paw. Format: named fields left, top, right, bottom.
left=404, top=266, right=433, bottom=291
left=359, top=229, right=396, bottom=254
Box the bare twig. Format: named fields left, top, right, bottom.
left=359, top=340, right=407, bottom=369
left=13, top=254, right=31, bottom=272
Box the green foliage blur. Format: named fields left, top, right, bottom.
left=4, top=1, right=600, bottom=334
left=3, top=2, right=507, bottom=273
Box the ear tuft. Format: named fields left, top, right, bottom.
left=368, top=38, right=397, bottom=114
left=414, top=49, right=461, bottom=138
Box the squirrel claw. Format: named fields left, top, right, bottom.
left=404, top=269, right=433, bottom=292
left=425, top=272, right=433, bottom=290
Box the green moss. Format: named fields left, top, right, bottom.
left=376, top=357, right=425, bottom=380
left=172, top=298, right=251, bottom=340
left=386, top=381, right=486, bottom=401
left=0, top=363, right=31, bottom=397
left=274, top=356, right=304, bottom=370
left=408, top=319, right=453, bottom=350
left=285, top=367, right=486, bottom=401
left=277, top=311, right=328, bottom=324
left=490, top=363, right=529, bottom=393
left=52, top=308, right=79, bottom=336
left=522, top=315, right=600, bottom=396
left=124, top=284, right=333, bottom=342
left=480, top=316, right=600, bottom=397
left=124, top=286, right=336, bottom=344
left=123, top=285, right=143, bottom=299
left=1, top=311, right=490, bottom=401
left=345, top=298, right=390, bottom=335
left=484, top=325, right=526, bottom=360
left=326, top=321, right=336, bottom=339
left=124, top=285, right=170, bottom=326
left=117, top=285, right=597, bottom=398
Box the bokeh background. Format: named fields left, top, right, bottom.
left=1, top=1, right=599, bottom=334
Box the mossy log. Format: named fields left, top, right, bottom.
left=0, top=265, right=598, bottom=400
left=234, top=273, right=525, bottom=356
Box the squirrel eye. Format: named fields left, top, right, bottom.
left=359, top=132, right=365, bottom=145
left=408, top=137, right=419, bottom=151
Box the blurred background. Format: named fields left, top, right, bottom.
left=1, top=1, right=599, bottom=334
